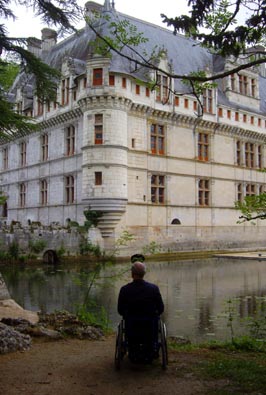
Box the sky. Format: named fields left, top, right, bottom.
left=3, top=0, right=190, bottom=39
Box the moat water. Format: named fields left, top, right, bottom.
left=1, top=257, right=266, bottom=342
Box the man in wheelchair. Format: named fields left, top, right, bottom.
left=116, top=259, right=165, bottom=366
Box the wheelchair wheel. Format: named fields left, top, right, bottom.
left=114, top=321, right=124, bottom=370
left=159, top=320, right=168, bottom=370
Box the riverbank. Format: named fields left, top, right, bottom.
left=1, top=335, right=266, bottom=395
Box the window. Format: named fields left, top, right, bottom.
left=230, top=74, right=235, bottom=91
left=156, top=74, right=169, bottom=103
left=237, top=183, right=243, bottom=202
left=3, top=147, right=8, bottom=170
left=37, top=99, right=43, bottom=116
left=246, top=183, right=256, bottom=197
left=218, top=108, right=223, bottom=117
left=239, top=75, right=244, bottom=94
left=175, top=96, right=179, bottom=106
left=19, top=183, right=26, bottom=207
left=83, top=77, right=87, bottom=88
left=145, top=87, right=150, bottom=97
left=227, top=110, right=231, bottom=119
left=198, top=132, right=209, bottom=161
left=73, top=89, right=77, bottom=101
left=243, top=114, right=247, bottom=123
left=244, top=76, right=248, bottom=95
left=65, top=175, right=74, bottom=204
left=203, top=89, right=213, bottom=113
left=40, top=179, right=48, bottom=206
left=184, top=98, right=189, bottom=108
left=251, top=116, right=254, bottom=125
left=193, top=101, right=198, bottom=111
left=135, top=84, right=140, bottom=95
left=94, top=114, right=103, bottom=144
left=151, top=124, right=165, bottom=155
left=251, top=79, right=256, bottom=97
left=20, top=141, right=27, bottom=166
left=93, top=68, right=103, bottom=86
left=198, top=179, right=210, bottom=206
left=95, top=172, right=102, bottom=186
left=235, top=112, right=239, bottom=121
left=66, top=125, right=75, bottom=156
left=258, top=118, right=261, bottom=127
left=151, top=175, right=165, bottom=204
left=259, top=185, right=265, bottom=194
left=258, top=145, right=263, bottom=169
left=41, top=134, right=48, bottom=161
left=245, top=142, right=254, bottom=168
left=61, top=78, right=70, bottom=106
left=109, top=74, right=115, bottom=86
left=236, top=140, right=241, bottom=166
left=47, top=101, right=51, bottom=112
left=122, top=77, right=127, bottom=88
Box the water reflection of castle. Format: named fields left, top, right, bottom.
left=3, top=258, right=266, bottom=341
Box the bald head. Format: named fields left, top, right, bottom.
left=131, top=261, right=146, bottom=278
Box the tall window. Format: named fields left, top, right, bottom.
left=40, top=179, right=48, bottom=206
left=66, top=125, right=75, bottom=156
left=95, top=172, right=102, bottom=186
left=198, top=179, right=210, bottom=206
left=203, top=89, right=213, bottom=113
left=246, top=183, right=256, bottom=197
left=122, top=77, right=127, bottom=88
left=41, top=134, right=48, bottom=161
left=65, top=175, right=74, bottom=204
left=230, top=74, right=235, bottom=90
left=245, top=142, right=254, bottom=168
left=239, top=74, right=244, bottom=94
left=258, top=145, right=263, bottom=169
left=109, top=74, right=115, bottom=86
left=37, top=99, right=43, bottom=116
left=19, top=183, right=26, bottom=207
left=198, top=132, right=209, bottom=161
left=61, top=78, right=70, bottom=106
left=236, top=140, right=241, bottom=166
left=237, top=183, right=243, bottom=202
left=3, top=147, right=8, bottom=170
left=156, top=74, right=169, bottom=103
left=93, top=68, right=103, bottom=86
left=94, top=114, right=103, bottom=144
left=251, top=79, right=256, bottom=97
left=151, top=175, right=165, bottom=204
left=20, top=141, right=27, bottom=166
left=151, top=124, right=165, bottom=155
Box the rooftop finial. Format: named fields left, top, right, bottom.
left=104, top=0, right=111, bottom=11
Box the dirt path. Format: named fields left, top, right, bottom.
left=0, top=335, right=213, bottom=395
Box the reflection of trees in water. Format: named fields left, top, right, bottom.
left=238, top=292, right=266, bottom=319
left=197, top=301, right=214, bottom=334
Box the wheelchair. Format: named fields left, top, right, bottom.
left=114, top=315, right=168, bottom=370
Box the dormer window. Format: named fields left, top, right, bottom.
left=156, top=74, right=169, bottom=103
left=203, top=89, right=213, bottom=113
left=61, top=78, right=70, bottom=106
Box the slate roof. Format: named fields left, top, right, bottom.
left=11, top=1, right=266, bottom=115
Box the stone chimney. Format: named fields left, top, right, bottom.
left=27, top=37, right=42, bottom=57
left=41, top=28, right=57, bottom=52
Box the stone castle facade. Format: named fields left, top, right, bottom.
left=1, top=1, right=266, bottom=253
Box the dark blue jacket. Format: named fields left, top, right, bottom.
left=117, top=279, right=164, bottom=318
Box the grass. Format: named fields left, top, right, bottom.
left=169, top=337, right=266, bottom=394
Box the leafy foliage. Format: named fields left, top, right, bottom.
left=0, top=0, right=82, bottom=139
left=235, top=193, right=266, bottom=222
left=162, top=0, right=266, bottom=58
